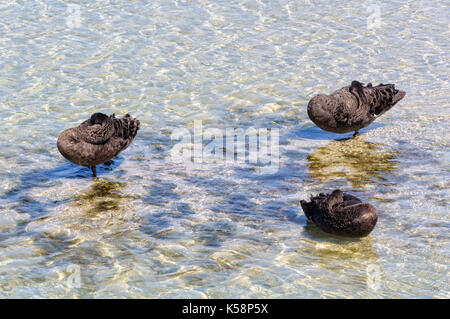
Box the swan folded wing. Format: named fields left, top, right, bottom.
left=79, top=125, right=113, bottom=145
left=333, top=102, right=351, bottom=125
left=338, top=99, right=374, bottom=127
left=57, top=129, right=107, bottom=166
left=323, top=203, right=369, bottom=232
left=369, top=85, right=397, bottom=116
left=112, top=115, right=140, bottom=140
left=79, top=115, right=138, bottom=162
left=95, top=136, right=133, bottom=161
left=329, top=87, right=365, bottom=124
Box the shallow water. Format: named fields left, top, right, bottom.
left=0, top=0, right=449, bottom=298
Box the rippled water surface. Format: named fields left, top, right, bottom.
left=0, top=0, right=449, bottom=298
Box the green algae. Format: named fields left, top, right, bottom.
left=306, top=136, right=401, bottom=188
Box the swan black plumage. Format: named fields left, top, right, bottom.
left=57, top=113, right=140, bottom=177
left=307, top=81, right=406, bottom=136
left=300, top=190, right=378, bottom=237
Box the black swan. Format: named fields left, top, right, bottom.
left=307, top=81, right=406, bottom=136
left=300, top=190, right=378, bottom=237
left=57, top=113, right=140, bottom=177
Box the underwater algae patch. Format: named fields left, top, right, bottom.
left=306, top=136, right=400, bottom=188
left=73, top=179, right=136, bottom=214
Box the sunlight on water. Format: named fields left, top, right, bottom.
left=0, top=0, right=449, bottom=298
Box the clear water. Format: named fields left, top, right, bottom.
left=0, top=0, right=449, bottom=298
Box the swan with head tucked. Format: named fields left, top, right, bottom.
left=307, top=81, right=406, bottom=136
left=300, top=190, right=378, bottom=237
left=57, top=113, right=140, bottom=177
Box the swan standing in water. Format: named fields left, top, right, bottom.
left=57, top=113, right=140, bottom=177
left=307, top=81, right=406, bottom=137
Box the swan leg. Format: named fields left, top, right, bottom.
left=91, top=166, right=97, bottom=177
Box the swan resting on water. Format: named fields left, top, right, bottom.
left=300, top=189, right=378, bottom=237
